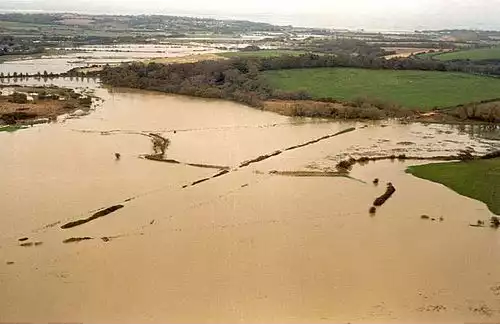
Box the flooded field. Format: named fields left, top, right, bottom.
left=0, top=44, right=221, bottom=75
left=1, top=78, right=500, bottom=323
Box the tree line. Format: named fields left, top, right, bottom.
left=0, top=68, right=98, bottom=79
left=100, top=52, right=500, bottom=109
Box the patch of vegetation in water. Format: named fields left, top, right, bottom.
left=0, top=125, right=28, bottom=132
left=407, top=158, right=500, bottom=215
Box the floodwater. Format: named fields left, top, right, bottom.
left=0, top=44, right=221, bottom=75
left=1, top=78, right=500, bottom=323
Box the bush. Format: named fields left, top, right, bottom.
left=455, top=103, right=500, bottom=122
left=357, top=106, right=385, bottom=119
left=38, top=90, right=48, bottom=99
left=491, top=216, right=500, bottom=229
left=336, top=159, right=355, bottom=171
left=69, top=91, right=80, bottom=99
left=78, top=97, right=92, bottom=107
left=11, top=92, right=28, bottom=104
left=64, top=103, right=77, bottom=109
left=241, top=45, right=261, bottom=52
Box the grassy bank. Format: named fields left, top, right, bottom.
left=407, top=159, right=500, bottom=215
left=264, top=68, right=500, bottom=110
left=434, top=47, right=500, bottom=61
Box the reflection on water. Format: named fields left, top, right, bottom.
left=0, top=76, right=100, bottom=88
left=455, top=123, right=500, bottom=140
left=1, top=78, right=500, bottom=323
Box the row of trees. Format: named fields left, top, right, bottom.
left=100, top=52, right=500, bottom=109
left=296, top=39, right=392, bottom=57
left=0, top=71, right=54, bottom=78
left=0, top=69, right=99, bottom=79
left=101, top=59, right=270, bottom=107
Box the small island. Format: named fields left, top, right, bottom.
left=0, top=86, right=94, bottom=130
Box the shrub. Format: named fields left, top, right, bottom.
left=78, top=97, right=92, bottom=106
left=11, top=92, right=28, bottom=104
left=273, top=90, right=312, bottom=100
left=491, top=216, right=500, bottom=229
left=358, top=106, right=385, bottom=119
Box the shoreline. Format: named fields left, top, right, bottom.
left=1, top=78, right=499, bottom=127
left=262, top=99, right=500, bottom=125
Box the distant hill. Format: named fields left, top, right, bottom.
left=0, top=12, right=288, bottom=35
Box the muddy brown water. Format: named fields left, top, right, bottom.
left=1, top=78, right=500, bottom=323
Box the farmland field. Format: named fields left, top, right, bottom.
left=265, top=67, right=500, bottom=109
left=433, top=46, right=500, bottom=61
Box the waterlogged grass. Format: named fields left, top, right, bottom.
left=218, top=50, right=307, bottom=58
left=434, top=47, right=500, bottom=61
left=407, top=159, right=500, bottom=215
left=264, top=68, right=500, bottom=110
left=0, top=125, right=28, bottom=133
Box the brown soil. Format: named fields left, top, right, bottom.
left=0, top=86, right=93, bottom=124
left=0, top=98, right=75, bottom=121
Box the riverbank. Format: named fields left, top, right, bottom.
left=263, top=99, right=500, bottom=124
left=98, top=54, right=500, bottom=123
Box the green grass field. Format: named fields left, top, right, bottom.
left=218, top=50, right=306, bottom=58
left=434, top=47, right=500, bottom=61
left=264, top=68, right=500, bottom=109
left=407, top=159, right=500, bottom=215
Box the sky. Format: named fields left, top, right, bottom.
left=2, top=0, right=500, bottom=31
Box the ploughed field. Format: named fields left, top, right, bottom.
left=264, top=67, right=500, bottom=110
